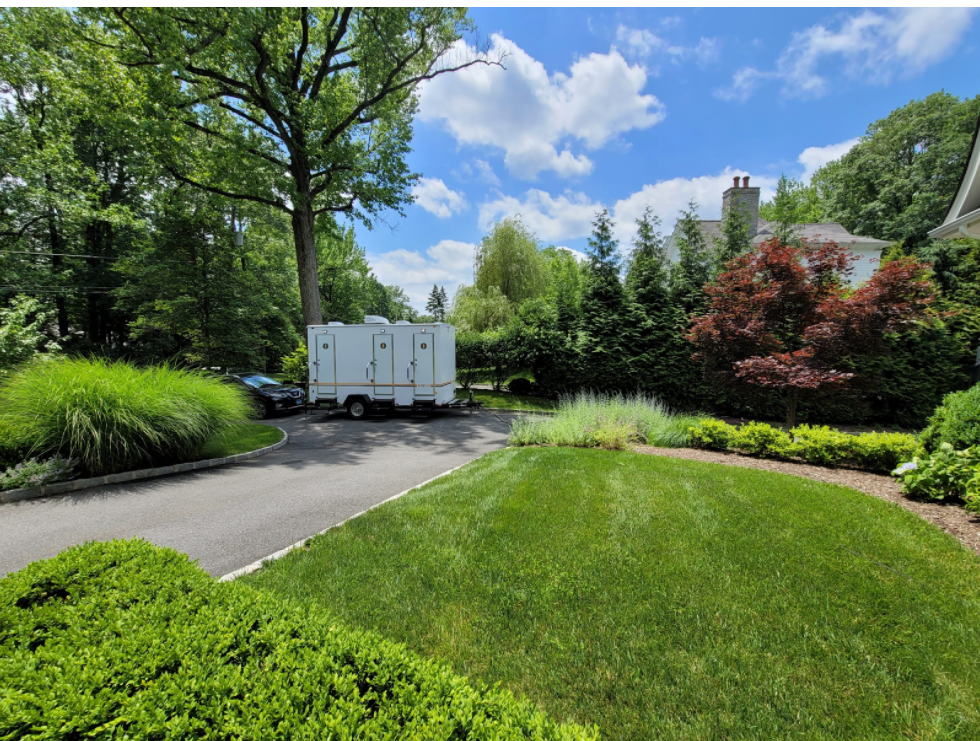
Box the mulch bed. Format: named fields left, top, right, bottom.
left=636, top=445, right=980, bottom=556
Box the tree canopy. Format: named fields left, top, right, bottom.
left=83, top=7, right=487, bottom=325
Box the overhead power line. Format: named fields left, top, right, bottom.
left=0, top=250, right=113, bottom=259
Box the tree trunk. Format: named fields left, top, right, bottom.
left=291, top=205, right=323, bottom=327
left=785, top=387, right=799, bottom=428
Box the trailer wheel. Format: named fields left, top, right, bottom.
left=346, top=398, right=368, bottom=420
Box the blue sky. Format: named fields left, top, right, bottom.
left=356, top=7, right=979, bottom=309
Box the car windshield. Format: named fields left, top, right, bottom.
left=241, top=375, right=281, bottom=389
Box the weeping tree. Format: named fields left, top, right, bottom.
left=474, top=217, right=547, bottom=305
left=86, top=7, right=490, bottom=326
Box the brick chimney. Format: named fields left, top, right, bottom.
left=722, top=174, right=760, bottom=236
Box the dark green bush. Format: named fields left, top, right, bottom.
left=0, top=358, right=250, bottom=475
left=920, top=384, right=980, bottom=452
left=0, top=415, right=30, bottom=469
left=0, top=540, right=596, bottom=740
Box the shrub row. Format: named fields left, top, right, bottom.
left=0, top=357, right=250, bottom=476
left=0, top=539, right=596, bottom=740
left=688, top=419, right=918, bottom=473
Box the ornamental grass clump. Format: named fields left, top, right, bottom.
left=0, top=358, right=250, bottom=475
left=509, top=391, right=700, bottom=450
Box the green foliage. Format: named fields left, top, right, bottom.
left=0, top=539, right=595, bottom=740
left=920, top=384, right=980, bottom=452
left=0, top=417, right=30, bottom=469
left=0, top=357, right=250, bottom=475
left=508, top=299, right=579, bottom=398
left=688, top=419, right=918, bottom=472
left=578, top=209, right=634, bottom=391
left=813, top=92, right=980, bottom=249
left=0, top=296, right=61, bottom=374
left=541, top=246, right=584, bottom=333
left=509, top=391, right=700, bottom=450
left=448, top=285, right=513, bottom=333
left=0, top=455, right=77, bottom=492
left=669, top=200, right=711, bottom=313
left=758, top=174, right=823, bottom=242
left=893, top=444, right=980, bottom=504
left=732, top=420, right=793, bottom=458
left=116, top=190, right=301, bottom=370
left=280, top=342, right=308, bottom=383
left=475, top=217, right=546, bottom=304
left=454, top=330, right=516, bottom=391
left=425, top=284, right=448, bottom=321
left=849, top=431, right=920, bottom=473
left=688, top=418, right=738, bottom=451
left=715, top=198, right=754, bottom=267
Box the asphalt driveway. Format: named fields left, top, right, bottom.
left=0, top=409, right=512, bottom=578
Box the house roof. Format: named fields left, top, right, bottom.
left=929, top=111, right=980, bottom=239
left=691, top=219, right=889, bottom=248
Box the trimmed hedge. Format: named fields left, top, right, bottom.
left=689, top=419, right=918, bottom=473
left=0, top=540, right=595, bottom=740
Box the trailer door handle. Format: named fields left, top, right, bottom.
left=407, top=362, right=412, bottom=380
left=365, top=363, right=371, bottom=380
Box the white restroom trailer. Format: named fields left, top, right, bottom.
left=306, top=316, right=460, bottom=419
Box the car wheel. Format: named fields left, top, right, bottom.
left=251, top=399, right=269, bottom=420
left=346, top=398, right=368, bottom=420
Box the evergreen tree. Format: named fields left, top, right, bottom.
left=578, top=209, right=633, bottom=390
left=715, top=200, right=753, bottom=270
left=767, top=174, right=804, bottom=245
left=426, top=284, right=447, bottom=321
left=669, top=200, right=712, bottom=314
left=627, top=207, right=705, bottom=408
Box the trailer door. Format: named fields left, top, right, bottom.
left=373, top=334, right=393, bottom=396
left=314, top=333, right=336, bottom=396
left=413, top=333, right=435, bottom=396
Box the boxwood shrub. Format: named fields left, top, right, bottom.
left=689, top=419, right=918, bottom=473
left=0, top=539, right=595, bottom=741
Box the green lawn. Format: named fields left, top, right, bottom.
left=247, top=447, right=980, bottom=740
left=197, top=423, right=283, bottom=459
left=468, top=388, right=556, bottom=412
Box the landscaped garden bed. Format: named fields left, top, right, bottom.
left=246, top=446, right=980, bottom=740
left=0, top=358, right=274, bottom=493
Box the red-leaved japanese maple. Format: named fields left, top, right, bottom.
left=688, top=239, right=934, bottom=425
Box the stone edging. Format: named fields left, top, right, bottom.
left=0, top=428, right=288, bottom=505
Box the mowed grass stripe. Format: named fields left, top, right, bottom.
left=247, top=448, right=980, bottom=740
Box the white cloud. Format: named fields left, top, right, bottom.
left=473, top=159, right=501, bottom=187
left=615, top=24, right=719, bottom=65
left=716, top=8, right=974, bottom=101
left=412, top=177, right=467, bottom=219
left=479, top=189, right=601, bottom=243
left=419, top=34, right=665, bottom=180
left=798, top=137, right=860, bottom=181
left=372, top=239, right=477, bottom=309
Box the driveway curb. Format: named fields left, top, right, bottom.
left=218, top=459, right=473, bottom=582
left=0, top=427, right=288, bottom=505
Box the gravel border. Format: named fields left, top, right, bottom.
left=636, top=445, right=980, bottom=556
left=0, top=427, right=288, bottom=505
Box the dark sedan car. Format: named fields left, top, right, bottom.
left=224, top=373, right=305, bottom=419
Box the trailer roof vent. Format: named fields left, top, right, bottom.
left=395, top=320, right=412, bottom=325
left=364, top=315, right=390, bottom=324
left=327, top=321, right=344, bottom=326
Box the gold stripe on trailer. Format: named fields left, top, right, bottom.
left=309, top=381, right=454, bottom=388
